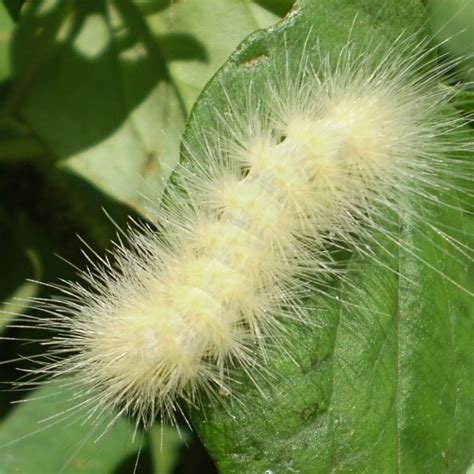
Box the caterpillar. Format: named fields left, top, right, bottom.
left=1, top=0, right=473, bottom=471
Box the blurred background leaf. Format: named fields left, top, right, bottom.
left=0, top=381, right=141, bottom=473
left=138, top=0, right=294, bottom=111
left=3, top=0, right=186, bottom=214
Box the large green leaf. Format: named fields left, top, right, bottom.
left=181, top=0, right=474, bottom=472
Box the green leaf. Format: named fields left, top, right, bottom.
left=0, top=381, right=141, bottom=473
left=5, top=0, right=187, bottom=216
left=0, top=379, right=188, bottom=473
left=182, top=0, right=474, bottom=472
left=140, top=0, right=294, bottom=112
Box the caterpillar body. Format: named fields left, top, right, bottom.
left=24, top=39, right=470, bottom=423
left=2, top=0, right=473, bottom=469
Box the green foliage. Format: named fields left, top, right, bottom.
left=0, top=382, right=140, bottom=473
left=0, top=0, right=472, bottom=473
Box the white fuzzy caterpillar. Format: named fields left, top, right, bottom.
left=4, top=28, right=473, bottom=449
